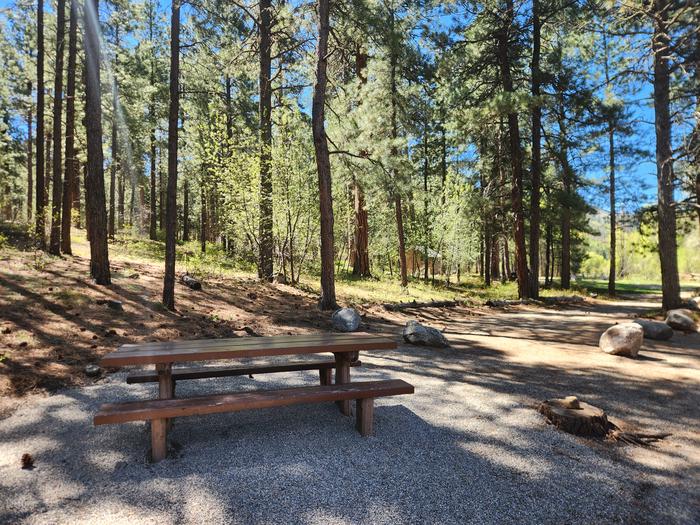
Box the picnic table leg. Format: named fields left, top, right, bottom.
left=356, top=398, right=374, bottom=436
left=333, top=352, right=352, bottom=416
left=319, top=367, right=332, bottom=386
left=151, top=362, right=172, bottom=462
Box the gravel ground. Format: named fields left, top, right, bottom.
left=1, top=303, right=699, bottom=525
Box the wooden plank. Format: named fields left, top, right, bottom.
left=126, top=360, right=361, bottom=384
left=94, top=379, right=414, bottom=425
left=102, top=332, right=395, bottom=367
left=356, top=398, right=374, bottom=436
left=118, top=332, right=385, bottom=352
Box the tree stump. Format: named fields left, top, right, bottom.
left=538, top=397, right=615, bottom=437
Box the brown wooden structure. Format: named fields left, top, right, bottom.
left=95, top=333, right=414, bottom=462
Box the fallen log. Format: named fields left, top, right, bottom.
left=383, top=300, right=460, bottom=311
left=180, top=274, right=202, bottom=291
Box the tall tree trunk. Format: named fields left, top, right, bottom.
left=118, top=174, right=125, bottom=229
left=560, top=159, right=572, bottom=289
left=351, top=178, right=371, bottom=276
left=528, top=0, right=541, bottom=298
left=602, top=32, right=616, bottom=296
left=555, top=83, right=573, bottom=290
left=388, top=7, right=407, bottom=289
left=83, top=0, right=110, bottom=284
left=159, top=160, right=165, bottom=229
left=183, top=179, right=189, bottom=242
left=312, top=0, right=337, bottom=310
left=61, top=0, right=77, bottom=254
left=45, top=132, right=52, bottom=208
left=484, top=221, right=492, bottom=286
left=440, top=123, right=447, bottom=205
left=607, top=125, right=616, bottom=295
left=35, top=0, right=45, bottom=249
left=148, top=3, right=157, bottom=240
left=200, top=184, right=206, bottom=253
left=504, top=236, right=511, bottom=278
left=26, top=86, right=33, bottom=221
left=652, top=0, right=681, bottom=310
left=497, top=0, right=528, bottom=299
left=350, top=45, right=371, bottom=277
left=150, top=138, right=157, bottom=239
left=162, top=0, right=180, bottom=310
left=544, top=222, right=552, bottom=287
left=423, top=117, right=430, bottom=283
left=109, top=27, right=119, bottom=239
left=258, top=0, right=273, bottom=281
left=395, top=196, right=408, bottom=288
left=49, top=0, right=66, bottom=255
left=491, top=237, right=500, bottom=280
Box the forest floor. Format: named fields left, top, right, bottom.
left=0, top=225, right=699, bottom=523
left=0, top=223, right=588, bottom=402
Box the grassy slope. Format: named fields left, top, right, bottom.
left=82, top=230, right=584, bottom=305
left=13, top=222, right=696, bottom=305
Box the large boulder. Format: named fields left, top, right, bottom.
left=402, top=320, right=449, bottom=348
left=331, top=308, right=361, bottom=332
left=687, top=297, right=700, bottom=311
left=599, top=323, right=643, bottom=357
left=633, top=319, right=673, bottom=341
left=665, top=309, right=697, bottom=332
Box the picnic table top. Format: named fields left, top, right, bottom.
left=101, top=332, right=397, bottom=367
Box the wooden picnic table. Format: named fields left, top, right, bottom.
left=97, top=332, right=411, bottom=462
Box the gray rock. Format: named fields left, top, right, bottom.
left=84, top=364, right=101, bottom=377
left=273, top=273, right=287, bottom=285
left=403, top=320, right=449, bottom=348
left=331, top=308, right=361, bottom=332
left=633, top=319, right=673, bottom=341
left=687, top=297, right=700, bottom=311
left=599, top=323, right=643, bottom=357
left=96, top=299, right=123, bottom=311
left=666, top=309, right=697, bottom=332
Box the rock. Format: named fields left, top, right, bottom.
left=402, top=320, right=449, bottom=348
left=84, top=364, right=101, bottom=377
left=633, top=319, right=673, bottom=341
left=666, top=309, right=697, bottom=332
left=331, top=308, right=361, bottom=332
left=96, top=299, right=123, bottom=311
left=485, top=300, right=508, bottom=308
left=273, top=272, right=287, bottom=285
left=599, top=323, right=643, bottom=357
left=687, top=297, right=700, bottom=311
left=180, top=275, right=202, bottom=291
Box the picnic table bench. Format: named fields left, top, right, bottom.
left=95, top=333, right=414, bottom=462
